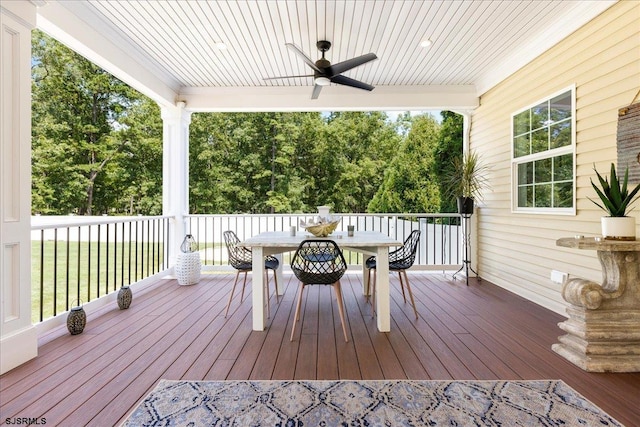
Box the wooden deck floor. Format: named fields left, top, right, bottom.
left=1, top=271, right=639, bottom=426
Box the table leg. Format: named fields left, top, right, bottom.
left=274, top=253, right=284, bottom=296
left=375, top=246, right=390, bottom=332
left=252, top=247, right=266, bottom=331
left=362, top=260, right=370, bottom=296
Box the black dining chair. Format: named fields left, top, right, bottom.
left=290, top=239, right=349, bottom=342
left=366, top=230, right=421, bottom=319
left=223, top=230, right=279, bottom=318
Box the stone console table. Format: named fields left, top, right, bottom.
left=554, top=237, right=640, bottom=372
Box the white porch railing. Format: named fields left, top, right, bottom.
left=31, top=215, right=172, bottom=323
left=185, top=213, right=462, bottom=269
left=31, top=213, right=463, bottom=324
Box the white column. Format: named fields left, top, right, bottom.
left=0, top=0, right=38, bottom=374
left=161, top=102, right=192, bottom=266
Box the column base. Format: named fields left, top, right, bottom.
left=1, top=325, right=38, bottom=374
left=553, top=307, right=640, bottom=372
left=552, top=343, right=640, bottom=372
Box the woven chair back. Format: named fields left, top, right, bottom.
left=223, top=230, right=252, bottom=270
left=389, top=230, right=421, bottom=270
left=291, top=239, right=347, bottom=285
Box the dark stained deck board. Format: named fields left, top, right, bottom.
left=0, top=271, right=638, bottom=427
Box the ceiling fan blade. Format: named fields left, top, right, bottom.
left=326, top=53, right=377, bottom=77
left=330, top=75, right=374, bottom=91
left=286, top=43, right=322, bottom=73
left=311, top=84, right=323, bottom=99
left=263, top=75, right=314, bottom=80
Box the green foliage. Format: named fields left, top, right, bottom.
left=31, top=30, right=163, bottom=215
left=189, top=111, right=400, bottom=214
left=442, top=148, right=490, bottom=204
left=368, top=114, right=442, bottom=213
left=434, top=111, right=464, bottom=212
left=590, top=163, right=640, bottom=217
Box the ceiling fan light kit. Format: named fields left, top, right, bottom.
left=264, top=40, right=377, bottom=99
left=314, top=76, right=331, bottom=86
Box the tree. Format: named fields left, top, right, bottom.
left=433, top=111, right=464, bottom=212
left=368, top=114, right=441, bottom=213
left=188, top=111, right=400, bottom=214
left=307, top=111, right=400, bottom=213
left=32, top=30, right=161, bottom=215
left=108, top=98, right=163, bottom=215
left=189, top=112, right=323, bottom=214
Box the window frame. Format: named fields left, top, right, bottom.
left=511, top=85, right=576, bottom=215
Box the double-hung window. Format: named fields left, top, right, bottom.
left=512, top=86, right=575, bottom=214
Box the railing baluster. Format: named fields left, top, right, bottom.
left=146, top=220, right=150, bottom=276
left=97, top=224, right=101, bottom=298
left=128, top=221, right=132, bottom=285
left=65, top=227, right=70, bottom=312
left=141, top=220, right=146, bottom=279
left=39, top=230, right=44, bottom=322
left=77, top=226, right=81, bottom=304
left=164, top=217, right=169, bottom=270
left=53, top=229, right=58, bottom=317
left=87, top=225, right=92, bottom=302
left=152, top=219, right=157, bottom=273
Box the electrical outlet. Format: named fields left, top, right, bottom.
left=550, top=270, right=568, bottom=284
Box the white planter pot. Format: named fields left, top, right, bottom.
left=601, top=216, right=636, bottom=241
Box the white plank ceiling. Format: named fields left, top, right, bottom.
left=39, top=0, right=615, bottom=110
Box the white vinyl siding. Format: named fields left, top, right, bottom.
left=469, top=1, right=639, bottom=315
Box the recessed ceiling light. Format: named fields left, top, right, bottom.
left=420, top=39, right=432, bottom=48
left=215, top=42, right=227, bottom=50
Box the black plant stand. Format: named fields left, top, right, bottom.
left=453, top=213, right=480, bottom=286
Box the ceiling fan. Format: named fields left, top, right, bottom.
left=264, top=40, right=378, bottom=99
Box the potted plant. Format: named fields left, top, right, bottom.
left=590, top=163, right=640, bottom=241
left=448, top=150, right=490, bottom=215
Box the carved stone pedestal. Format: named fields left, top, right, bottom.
left=554, top=237, right=640, bottom=372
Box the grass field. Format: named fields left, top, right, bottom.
left=31, top=240, right=165, bottom=323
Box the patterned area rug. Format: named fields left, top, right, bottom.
left=124, top=379, right=622, bottom=426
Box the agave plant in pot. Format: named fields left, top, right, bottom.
left=590, top=163, right=640, bottom=241
left=448, top=150, right=490, bottom=215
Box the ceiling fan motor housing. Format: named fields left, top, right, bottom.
left=316, top=40, right=331, bottom=52
left=315, top=58, right=331, bottom=70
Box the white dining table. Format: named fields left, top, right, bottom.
left=241, top=230, right=401, bottom=333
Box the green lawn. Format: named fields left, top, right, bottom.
left=31, top=240, right=165, bottom=323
